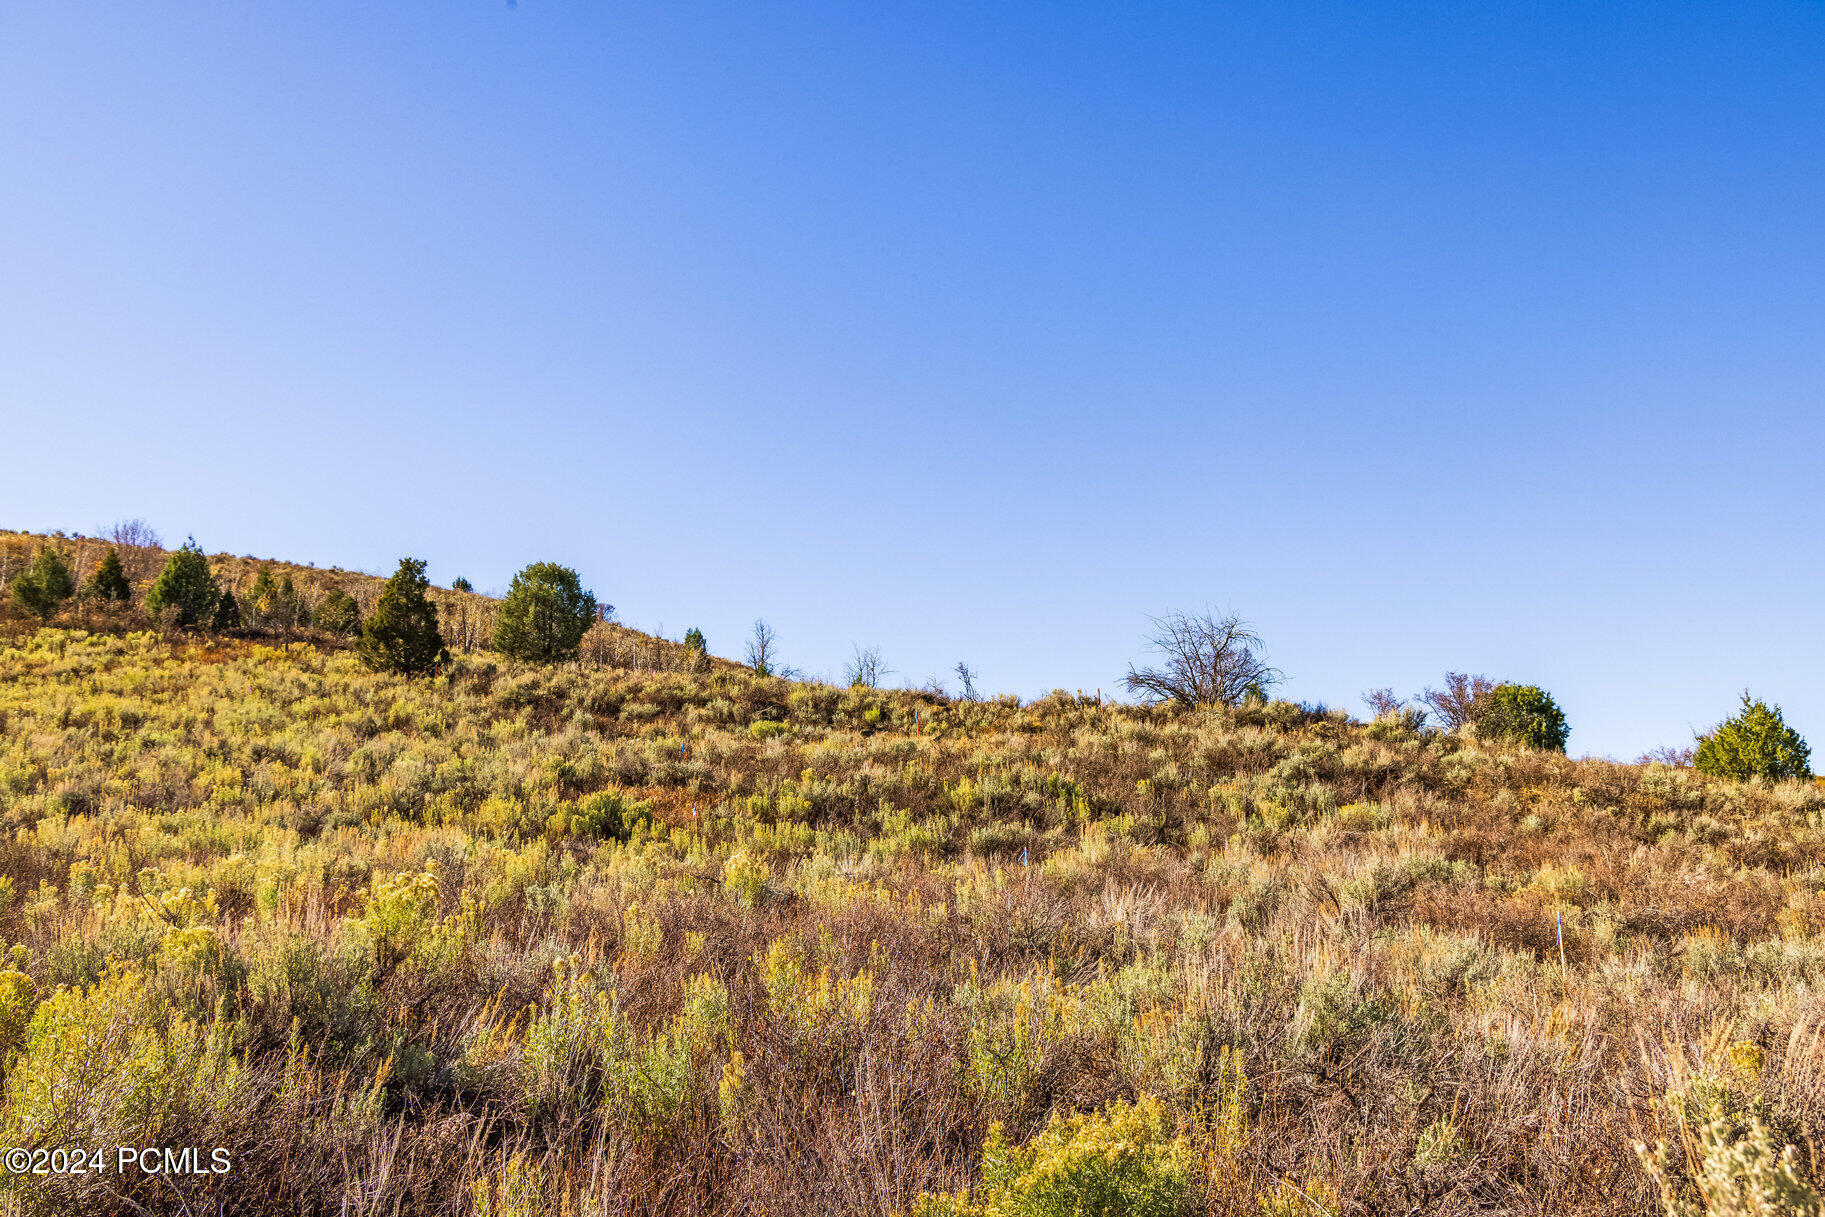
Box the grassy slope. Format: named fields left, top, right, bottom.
left=2, top=544, right=1825, bottom=1214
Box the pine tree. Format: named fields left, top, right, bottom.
left=1695, top=693, right=1811, bottom=782
left=684, top=627, right=707, bottom=654
left=144, top=539, right=221, bottom=629
left=492, top=562, right=598, bottom=662
left=314, top=587, right=362, bottom=637
left=451, top=577, right=473, bottom=594
left=212, top=589, right=243, bottom=631
left=356, top=558, right=447, bottom=675
left=85, top=547, right=132, bottom=603
left=9, top=546, right=76, bottom=621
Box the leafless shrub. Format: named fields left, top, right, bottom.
left=1121, top=608, right=1281, bottom=709
left=1638, top=743, right=1696, bottom=767
left=1364, top=687, right=1429, bottom=731
left=843, top=645, right=892, bottom=689
left=954, top=661, right=979, bottom=701
left=1422, top=671, right=1496, bottom=732
left=106, top=518, right=161, bottom=550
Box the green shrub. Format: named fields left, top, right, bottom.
left=357, top=558, right=447, bottom=675
left=1695, top=694, right=1811, bottom=783
left=10, top=546, right=75, bottom=621
left=84, top=547, right=132, bottom=603
left=1474, top=684, right=1569, bottom=752
left=912, top=1096, right=1194, bottom=1217
left=492, top=562, right=598, bottom=662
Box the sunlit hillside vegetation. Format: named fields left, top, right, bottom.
left=3, top=536, right=1825, bottom=1215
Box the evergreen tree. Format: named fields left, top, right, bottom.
left=314, top=587, right=362, bottom=637
left=211, top=589, right=243, bottom=631
left=491, top=562, right=598, bottom=662
left=1695, top=693, right=1811, bottom=782
left=9, top=546, right=76, bottom=621
left=357, top=558, right=447, bottom=675
left=85, top=547, right=132, bottom=603
left=684, top=627, right=707, bottom=653
left=1473, top=683, right=1570, bottom=752
left=144, top=539, right=221, bottom=629
left=451, top=577, right=473, bottom=594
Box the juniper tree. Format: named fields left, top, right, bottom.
left=1473, top=684, right=1570, bottom=752
left=1695, top=694, right=1811, bottom=782
left=357, top=558, right=447, bottom=675
left=9, top=546, right=76, bottom=621
left=492, top=562, right=597, bottom=662
left=144, top=539, right=220, bottom=629
left=85, top=547, right=132, bottom=603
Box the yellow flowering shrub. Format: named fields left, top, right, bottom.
left=910, top=1096, right=1194, bottom=1217
left=724, top=849, right=769, bottom=909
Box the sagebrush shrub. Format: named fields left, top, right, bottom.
left=1637, top=1111, right=1825, bottom=1216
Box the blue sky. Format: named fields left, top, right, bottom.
left=2, top=3, right=1820, bottom=760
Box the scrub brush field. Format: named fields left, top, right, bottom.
left=1, top=560, right=1824, bottom=1214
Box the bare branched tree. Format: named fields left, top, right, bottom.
left=106, top=518, right=161, bottom=550
left=1121, top=609, right=1281, bottom=709
left=105, top=518, right=164, bottom=582
left=954, top=661, right=980, bottom=701
left=843, top=644, right=893, bottom=689
left=1421, top=672, right=1496, bottom=732
left=745, top=619, right=779, bottom=677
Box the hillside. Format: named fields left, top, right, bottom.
left=2, top=538, right=1825, bottom=1215
left=0, top=526, right=725, bottom=672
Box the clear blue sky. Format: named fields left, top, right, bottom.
left=3, top=3, right=1820, bottom=760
